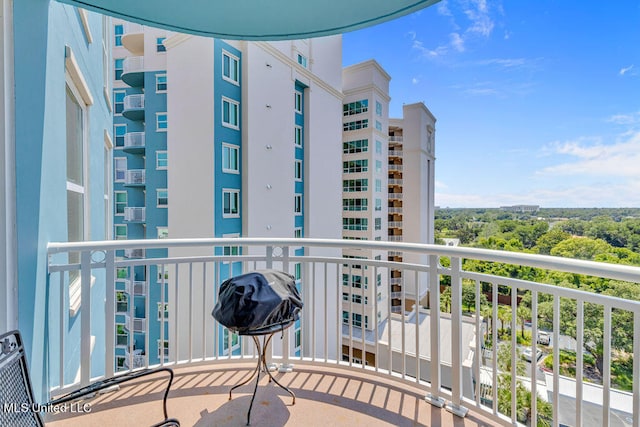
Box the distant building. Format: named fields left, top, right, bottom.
left=500, top=205, right=540, bottom=213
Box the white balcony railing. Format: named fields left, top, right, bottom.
left=123, top=132, right=145, bottom=150
left=388, top=164, right=403, bottom=172
left=388, top=235, right=403, bottom=242
left=124, top=279, right=146, bottom=296
left=124, top=169, right=145, bottom=185
left=122, top=56, right=144, bottom=75
left=123, top=248, right=145, bottom=259
left=124, top=207, right=145, bottom=222
left=389, top=193, right=403, bottom=200
left=123, top=94, right=144, bottom=110
left=388, top=179, right=403, bottom=186
left=46, top=238, right=640, bottom=427
left=124, top=314, right=146, bottom=333
left=389, top=221, right=403, bottom=228
left=388, top=136, right=403, bottom=143
left=388, top=207, right=402, bottom=214
left=389, top=150, right=403, bottom=157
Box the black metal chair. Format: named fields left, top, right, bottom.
left=0, top=330, right=180, bottom=426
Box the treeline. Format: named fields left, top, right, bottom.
left=435, top=208, right=640, bottom=259
left=435, top=208, right=640, bottom=388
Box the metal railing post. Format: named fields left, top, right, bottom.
left=446, top=256, right=468, bottom=417
left=425, top=254, right=445, bottom=408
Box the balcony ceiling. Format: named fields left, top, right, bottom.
left=57, top=0, right=440, bottom=40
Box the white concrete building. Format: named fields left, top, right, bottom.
left=165, top=35, right=344, bottom=361
left=388, top=102, right=437, bottom=309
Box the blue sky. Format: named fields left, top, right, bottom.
left=342, top=1, right=640, bottom=208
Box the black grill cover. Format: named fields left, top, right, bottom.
left=212, top=270, right=303, bottom=333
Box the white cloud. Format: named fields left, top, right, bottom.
left=607, top=111, right=640, bottom=126
left=437, top=0, right=453, bottom=17
left=463, top=0, right=494, bottom=37
left=412, top=77, right=420, bottom=84
left=450, top=33, right=465, bottom=52
left=539, top=131, right=640, bottom=178
left=620, top=65, right=634, bottom=76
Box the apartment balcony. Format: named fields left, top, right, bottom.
left=123, top=314, right=146, bottom=333
left=124, top=169, right=145, bottom=187
left=389, top=149, right=403, bottom=157
left=121, top=23, right=144, bottom=55
left=122, top=94, right=145, bottom=121
left=388, top=178, right=403, bottom=186
left=389, top=221, right=403, bottom=228
left=388, top=164, right=403, bottom=172
left=45, top=238, right=640, bottom=427
left=121, top=56, right=145, bottom=87
left=389, top=136, right=404, bottom=143
left=389, top=193, right=403, bottom=200
left=388, top=235, right=403, bottom=242
left=124, top=279, right=146, bottom=296
left=123, top=131, right=145, bottom=154
left=123, top=206, right=146, bottom=223
left=389, top=207, right=402, bottom=214
left=123, top=248, right=145, bottom=259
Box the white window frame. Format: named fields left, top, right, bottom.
left=294, top=194, right=302, bottom=215
left=294, top=90, right=303, bottom=113
left=114, top=123, right=126, bottom=148
left=65, top=67, right=90, bottom=317
left=222, top=50, right=240, bottom=85
left=156, top=37, right=167, bottom=53
left=114, top=224, right=127, bottom=240
left=221, top=97, right=239, bottom=129
left=114, top=157, right=126, bottom=182
left=114, top=190, right=127, bottom=216
left=157, top=188, right=168, bottom=208
left=296, top=53, right=307, bottom=68
left=294, top=126, right=302, bottom=147
left=222, top=189, right=240, bottom=218
left=114, top=58, right=124, bottom=80
left=114, top=24, right=123, bottom=46
left=156, top=151, right=168, bottom=170
left=294, top=159, right=302, bottom=181
left=156, top=112, right=168, bottom=132
left=113, top=90, right=126, bottom=116
left=155, top=73, right=167, bottom=93
left=222, top=143, right=240, bottom=173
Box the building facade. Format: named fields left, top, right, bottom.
left=388, top=102, right=437, bottom=310
left=164, top=36, right=344, bottom=362
left=341, top=61, right=437, bottom=366
left=111, top=20, right=171, bottom=369
left=2, top=0, right=113, bottom=400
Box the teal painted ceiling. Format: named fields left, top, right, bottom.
left=58, top=0, right=440, bottom=40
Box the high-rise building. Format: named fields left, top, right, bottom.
left=388, top=103, right=437, bottom=309
left=341, top=61, right=436, bottom=366
left=340, top=60, right=391, bottom=365
left=111, top=20, right=171, bottom=369
left=163, top=36, right=344, bottom=362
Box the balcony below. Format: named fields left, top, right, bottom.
left=124, top=169, right=145, bottom=187
left=122, top=94, right=145, bottom=121
left=122, top=56, right=145, bottom=87
left=46, top=363, right=494, bottom=427
left=121, top=23, right=144, bottom=55
left=123, top=131, right=145, bottom=154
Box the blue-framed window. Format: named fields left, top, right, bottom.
left=114, top=58, right=124, bottom=80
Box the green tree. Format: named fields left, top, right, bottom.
left=516, top=305, right=531, bottom=339
left=498, top=305, right=512, bottom=337
left=440, top=286, right=451, bottom=313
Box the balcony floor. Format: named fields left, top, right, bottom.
left=46, top=362, right=497, bottom=427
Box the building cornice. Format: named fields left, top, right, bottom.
left=163, top=33, right=192, bottom=50
left=255, top=41, right=343, bottom=101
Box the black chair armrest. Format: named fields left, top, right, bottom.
left=48, top=367, right=176, bottom=424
